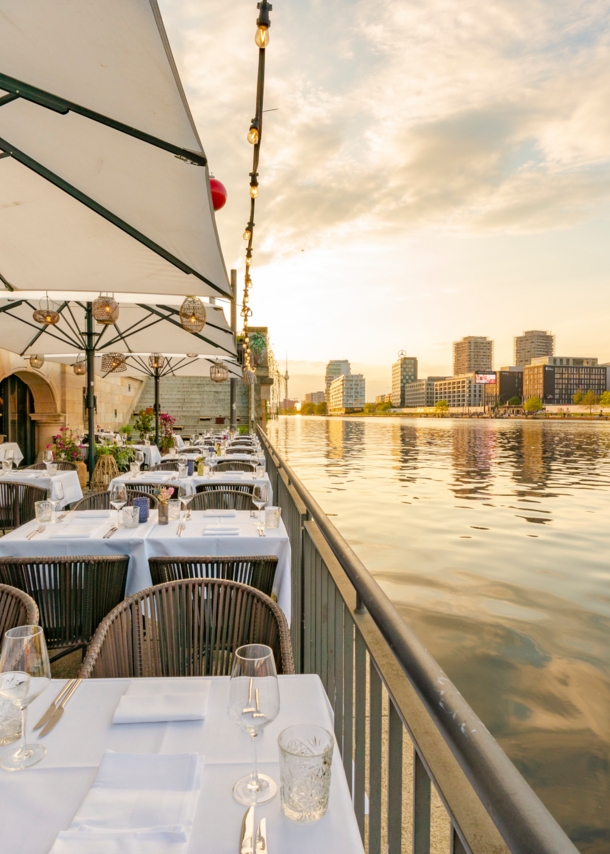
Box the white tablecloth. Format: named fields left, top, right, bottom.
left=223, top=452, right=264, bottom=463
left=173, top=434, right=185, bottom=449
left=0, top=675, right=363, bottom=854
left=108, top=471, right=273, bottom=505
left=0, top=470, right=82, bottom=508
left=0, top=510, right=291, bottom=617
left=0, top=442, right=23, bottom=464
left=131, top=444, right=162, bottom=467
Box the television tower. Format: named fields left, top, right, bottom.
left=284, top=355, right=289, bottom=406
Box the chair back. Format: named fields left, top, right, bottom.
left=181, top=447, right=201, bottom=454
left=79, top=578, right=294, bottom=678
left=225, top=448, right=256, bottom=456
left=213, top=460, right=257, bottom=473
left=27, top=462, right=77, bottom=471
left=149, top=555, right=278, bottom=596
left=0, top=556, right=129, bottom=654
left=192, top=485, right=255, bottom=511
left=0, top=482, right=49, bottom=533
left=70, top=489, right=158, bottom=511
left=150, top=461, right=180, bottom=471
left=0, top=583, right=39, bottom=636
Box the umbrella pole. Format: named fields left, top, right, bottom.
left=230, top=269, right=237, bottom=431
left=85, top=302, right=96, bottom=477
left=154, top=368, right=160, bottom=448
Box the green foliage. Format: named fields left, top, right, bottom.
left=133, top=407, right=154, bottom=440
left=315, top=401, right=327, bottom=416
left=238, top=426, right=250, bottom=435
left=572, top=388, right=584, bottom=405
left=507, top=396, right=521, bottom=406
left=582, top=388, right=600, bottom=412
left=377, top=401, right=392, bottom=411
left=95, top=443, right=136, bottom=472
left=300, top=402, right=316, bottom=415
left=119, top=424, right=133, bottom=439
left=363, top=402, right=375, bottom=414
left=435, top=399, right=449, bottom=412
left=524, top=396, right=543, bottom=413
left=600, top=391, right=610, bottom=407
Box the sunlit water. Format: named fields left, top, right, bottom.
left=267, top=416, right=610, bottom=853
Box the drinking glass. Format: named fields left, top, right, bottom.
left=265, top=506, right=281, bottom=529
left=178, top=484, right=193, bottom=520
left=255, top=465, right=265, bottom=479
left=47, top=463, right=58, bottom=477
left=252, top=484, right=268, bottom=535
left=110, top=483, right=127, bottom=523
left=35, top=501, right=52, bottom=523
left=168, top=499, right=181, bottom=521
left=227, top=644, right=280, bottom=805
left=278, top=725, right=334, bottom=822
left=0, top=626, right=51, bottom=771
left=1, top=459, right=12, bottom=474
left=42, top=449, right=54, bottom=472
left=122, top=506, right=140, bottom=528
left=177, top=463, right=188, bottom=479
left=129, top=462, right=140, bottom=478
left=135, top=450, right=145, bottom=466
left=49, top=481, right=64, bottom=523
left=4, top=449, right=14, bottom=463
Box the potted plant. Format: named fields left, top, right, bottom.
left=119, top=424, right=133, bottom=443
left=132, top=408, right=155, bottom=443
left=95, top=443, right=136, bottom=472
left=159, top=412, right=176, bottom=454
left=51, top=427, right=88, bottom=488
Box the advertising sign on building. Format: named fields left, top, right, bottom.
left=475, top=372, right=497, bottom=384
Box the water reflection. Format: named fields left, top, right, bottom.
left=268, top=417, right=610, bottom=853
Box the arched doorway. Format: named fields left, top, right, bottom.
left=0, top=374, right=37, bottom=465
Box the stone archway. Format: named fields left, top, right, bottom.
left=11, top=369, right=63, bottom=459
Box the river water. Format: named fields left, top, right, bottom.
left=267, top=416, right=610, bottom=853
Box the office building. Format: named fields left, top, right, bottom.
left=375, top=394, right=393, bottom=405
left=514, top=330, right=554, bottom=367
left=434, top=374, right=486, bottom=408
left=328, top=374, right=365, bottom=413
left=304, top=391, right=325, bottom=404
left=485, top=368, right=523, bottom=405
left=523, top=357, right=606, bottom=404
left=325, top=360, right=350, bottom=402
left=403, top=377, right=448, bottom=408
left=391, top=355, right=418, bottom=407
left=453, top=337, right=493, bottom=376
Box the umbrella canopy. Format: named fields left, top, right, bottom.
left=0, top=0, right=229, bottom=297
left=0, top=295, right=236, bottom=359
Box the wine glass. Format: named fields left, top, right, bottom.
left=49, top=481, right=64, bottom=523
left=0, top=626, right=51, bottom=771
left=5, top=448, right=14, bottom=463
left=227, top=644, right=280, bottom=805
left=135, top=450, right=145, bottom=470
left=42, top=449, right=53, bottom=473
left=110, top=483, right=127, bottom=523
left=1, top=459, right=12, bottom=477
left=178, top=484, right=193, bottom=521
left=252, top=483, right=268, bottom=534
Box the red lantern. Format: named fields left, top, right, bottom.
left=209, top=177, right=227, bottom=211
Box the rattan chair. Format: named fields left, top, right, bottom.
left=26, top=462, right=77, bottom=471
left=121, top=482, right=174, bottom=499
left=78, top=578, right=294, bottom=678
left=0, top=583, right=39, bottom=636
left=192, top=485, right=255, bottom=511
left=0, top=555, right=129, bottom=662
left=0, top=482, right=49, bottom=534
left=148, top=555, right=278, bottom=597
left=69, top=489, right=159, bottom=511
left=181, top=447, right=201, bottom=454
left=226, top=448, right=256, bottom=456
left=213, top=460, right=257, bottom=473
left=150, top=461, right=180, bottom=472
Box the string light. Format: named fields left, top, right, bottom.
left=247, top=121, right=259, bottom=145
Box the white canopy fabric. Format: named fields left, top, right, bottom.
left=0, top=0, right=230, bottom=298
left=0, top=298, right=236, bottom=359
left=121, top=355, right=243, bottom=380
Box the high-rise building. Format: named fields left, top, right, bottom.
left=514, top=330, right=554, bottom=367
left=304, top=391, right=325, bottom=404
left=391, top=353, right=418, bottom=407
left=328, top=374, right=365, bottom=413
left=434, top=374, right=486, bottom=408
left=523, top=356, right=605, bottom=405
left=403, top=377, right=448, bottom=408
left=325, top=360, right=350, bottom=402
left=453, top=336, right=493, bottom=376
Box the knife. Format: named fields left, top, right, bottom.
left=33, top=680, right=75, bottom=730
left=103, top=524, right=120, bottom=539
left=256, top=818, right=267, bottom=853
left=38, top=679, right=81, bottom=737
left=240, top=806, right=255, bottom=854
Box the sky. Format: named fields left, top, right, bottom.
left=160, top=0, right=610, bottom=400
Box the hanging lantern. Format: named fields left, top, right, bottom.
left=210, top=360, right=229, bottom=383
left=32, top=296, right=60, bottom=326
left=242, top=369, right=256, bottom=386
left=209, top=176, right=227, bottom=211
left=29, top=355, right=44, bottom=369
left=179, top=296, right=206, bottom=333
left=73, top=356, right=87, bottom=376
left=101, top=352, right=126, bottom=373
left=92, top=295, right=119, bottom=325
left=148, top=353, right=166, bottom=371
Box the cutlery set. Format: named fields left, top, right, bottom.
left=26, top=525, right=46, bottom=540
left=33, top=679, right=82, bottom=737
left=240, top=806, right=267, bottom=854
left=103, top=524, right=120, bottom=539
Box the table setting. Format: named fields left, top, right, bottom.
left=108, top=468, right=274, bottom=505
left=0, top=442, right=24, bottom=466
left=0, top=650, right=363, bottom=853
left=0, top=467, right=83, bottom=509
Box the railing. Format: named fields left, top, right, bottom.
left=259, top=426, right=579, bottom=854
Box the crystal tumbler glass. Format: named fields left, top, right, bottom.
left=265, top=506, right=281, bottom=529
left=35, top=501, right=52, bottom=523
left=122, top=506, right=140, bottom=528
left=278, top=724, right=334, bottom=822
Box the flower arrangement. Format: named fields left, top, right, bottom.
left=51, top=427, right=84, bottom=462
left=154, top=486, right=174, bottom=504
left=159, top=412, right=176, bottom=453
left=132, top=407, right=154, bottom=441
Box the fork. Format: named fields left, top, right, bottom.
left=241, top=678, right=256, bottom=714
left=26, top=525, right=46, bottom=540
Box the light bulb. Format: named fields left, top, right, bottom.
left=255, top=26, right=270, bottom=48
left=243, top=228, right=252, bottom=241
left=250, top=184, right=259, bottom=199
left=246, top=256, right=252, bottom=266
left=247, top=126, right=259, bottom=145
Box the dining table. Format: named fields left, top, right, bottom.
left=130, top=443, right=162, bottom=468
left=0, top=468, right=83, bottom=508
left=108, top=470, right=274, bottom=504
left=0, top=674, right=364, bottom=854
left=0, top=509, right=292, bottom=615
left=0, top=442, right=24, bottom=465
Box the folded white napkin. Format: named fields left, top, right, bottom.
left=76, top=511, right=111, bottom=519
left=219, top=473, right=244, bottom=480
left=113, top=680, right=210, bottom=724
left=202, top=525, right=240, bottom=536
left=48, top=751, right=204, bottom=854
left=142, top=472, right=170, bottom=479
left=202, top=509, right=236, bottom=517
left=49, top=523, right=103, bottom=539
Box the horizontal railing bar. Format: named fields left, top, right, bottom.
left=260, top=428, right=579, bottom=854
